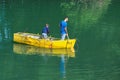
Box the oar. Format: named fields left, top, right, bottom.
left=66, top=34, right=75, bottom=52
left=66, top=34, right=69, bottom=40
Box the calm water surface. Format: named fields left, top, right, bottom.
left=0, top=0, right=120, bottom=80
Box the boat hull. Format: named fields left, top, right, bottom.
left=14, top=32, right=76, bottom=49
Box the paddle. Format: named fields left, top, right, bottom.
left=66, top=34, right=75, bottom=52
left=66, top=34, right=69, bottom=40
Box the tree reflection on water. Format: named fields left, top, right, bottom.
left=0, top=0, right=12, bottom=43
left=60, top=0, right=111, bottom=31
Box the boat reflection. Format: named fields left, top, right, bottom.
left=13, top=43, right=75, bottom=79
left=13, top=43, right=75, bottom=57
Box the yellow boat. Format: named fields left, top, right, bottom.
left=13, top=43, right=75, bottom=57
left=14, top=32, right=76, bottom=49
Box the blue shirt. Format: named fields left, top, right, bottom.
left=60, top=20, right=67, bottom=34
left=42, top=27, right=49, bottom=34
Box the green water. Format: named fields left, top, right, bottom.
left=0, top=0, right=120, bottom=80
